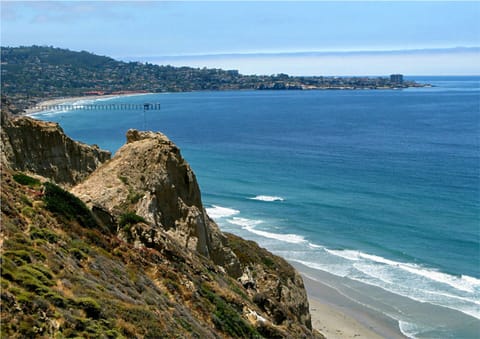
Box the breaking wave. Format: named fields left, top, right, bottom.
left=207, top=203, right=480, bottom=322
left=205, top=205, right=239, bottom=219
left=249, top=195, right=285, bottom=202
left=228, top=217, right=306, bottom=244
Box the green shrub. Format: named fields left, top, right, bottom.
left=27, top=264, right=54, bottom=281
left=127, top=191, right=143, bottom=204
left=199, top=283, right=259, bottom=338
left=11, top=264, right=54, bottom=294
left=76, top=297, right=102, bottom=319
left=20, top=195, right=33, bottom=206
left=164, top=278, right=179, bottom=294
left=3, top=250, right=31, bottom=264
left=10, top=233, right=32, bottom=245
left=69, top=248, right=87, bottom=261
left=30, top=227, right=59, bottom=243
left=13, top=173, right=41, bottom=187
left=14, top=272, right=49, bottom=293
left=43, top=182, right=98, bottom=228
left=262, top=256, right=276, bottom=268
left=21, top=206, right=35, bottom=218
left=44, top=291, right=67, bottom=307
left=119, top=212, right=145, bottom=228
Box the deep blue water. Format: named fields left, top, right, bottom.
left=35, top=76, right=480, bottom=338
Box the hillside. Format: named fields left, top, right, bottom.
left=0, top=106, right=323, bottom=338
left=1, top=46, right=423, bottom=110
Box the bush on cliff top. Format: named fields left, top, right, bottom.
left=43, top=182, right=98, bottom=229
left=119, top=212, right=145, bottom=228
left=13, top=173, right=40, bottom=187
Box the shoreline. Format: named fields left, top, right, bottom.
left=24, top=92, right=152, bottom=116
left=291, top=262, right=407, bottom=339
left=22, top=84, right=432, bottom=116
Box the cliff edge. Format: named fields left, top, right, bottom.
left=1, top=99, right=111, bottom=186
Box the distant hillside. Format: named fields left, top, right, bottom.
left=1, top=46, right=423, bottom=110
left=1, top=46, right=249, bottom=97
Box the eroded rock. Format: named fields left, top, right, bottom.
left=72, top=129, right=241, bottom=276
left=1, top=110, right=110, bottom=186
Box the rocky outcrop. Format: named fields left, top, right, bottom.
left=227, top=233, right=313, bottom=333
left=72, top=129, right=241, bottom=277
left=1, top=107, right=110, bottom=186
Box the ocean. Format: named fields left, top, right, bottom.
left=34, top=76, right=479, bottom=338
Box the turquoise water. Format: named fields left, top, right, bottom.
left=35, top=76, right=480, bottom=338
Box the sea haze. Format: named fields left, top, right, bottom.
left=35, top=76, right=480, bottom=338
left=130, top=48, right=480, bottom=76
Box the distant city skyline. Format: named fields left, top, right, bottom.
left=1, top=1, right=479, bottom=75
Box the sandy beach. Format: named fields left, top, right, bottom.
left=292, top=262, right=407, bottom=339
left=309, top=297, right=383, bottom=339
left=24, top=93, right=152, bottom=115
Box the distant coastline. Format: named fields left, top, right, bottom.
left=2, top=46, right=431, bottom=112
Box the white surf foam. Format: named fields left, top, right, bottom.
left=228, top=217, right=306, bottom=244
left=36, top=109, right=70, bottom=117
left=249, top=195, right=284, bottom=202
left=399, top=320, right=422, bottom=339
left=206, top=205, right=239, bottom=219
left=322, top=248, right=480, bottom=319
left=325, top=248, right=362, bottom=261
left=206, top=202, right=480, bottom=322
left=398, top=264, right=479, bottom=294
left=308, top=242, right=322, bottom=249
left=328, top=249, right=480, bottom=294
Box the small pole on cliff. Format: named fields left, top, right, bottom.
left=143, top=103, right=149, bottom=131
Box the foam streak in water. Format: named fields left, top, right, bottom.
left=206, top=205, right=239, bottom=219
left=322, top=248, right=480, bottom=319
left=228, top=217, right=306, bottom=244
left=328, top=249, right=480, bottom=294
left=249, top=195, right=284, bottom=202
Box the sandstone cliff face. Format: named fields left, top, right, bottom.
left=72, top=130, right=241, bottom=276
left=1, top=111, right=110, bottom=186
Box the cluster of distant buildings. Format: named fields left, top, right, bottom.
left=390, top=74, right=403, bottom=83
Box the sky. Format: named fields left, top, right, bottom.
left=1, top=1, right=479, bottom=75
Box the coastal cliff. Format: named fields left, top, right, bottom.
left=1, top=101, right=111, bottom=186
left=0, top=107, right=322, bottom=338
left=72, top=129, right=241, bottom=277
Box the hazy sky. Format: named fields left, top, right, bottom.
left=1, top=1, right=479, bottom=75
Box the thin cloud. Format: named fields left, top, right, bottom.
left=0, top=2, right=21, bottom=21
left=136, top=47, right=480, bottom=76
left=21, top=1, right=136, bottom=24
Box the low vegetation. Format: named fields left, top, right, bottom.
left=13, top=173, right=41, bottom=187
left=2, top=170, right=323, bottom=338
left=43, top=181, right=99, bottom=229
